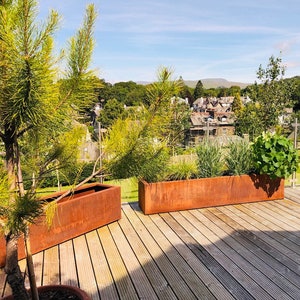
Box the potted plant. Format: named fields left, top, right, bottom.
left=138, top=133, right=298, bottom=214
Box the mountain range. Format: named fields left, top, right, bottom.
left=183, top=78, right=250, bottom=89
left=137, top=78, right=250, bottom=89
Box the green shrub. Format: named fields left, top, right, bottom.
left=164, top=159, right=198, bottom=181
left=137, top=146, right=170, bottom=183
left=252, top=132, right=298, bottom=179
left=225, top=139, right=254, bottom=175
left=196, top=141, right=224, bottom=178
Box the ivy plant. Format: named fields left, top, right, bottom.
left=252, top=132, right=298, bottom=179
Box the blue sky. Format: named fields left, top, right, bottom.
left=38, top=0, right=300, bottom=84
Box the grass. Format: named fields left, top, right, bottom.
left=106, top=177, right=138, bottom=202
left=37, top=177, right=139, bottom=203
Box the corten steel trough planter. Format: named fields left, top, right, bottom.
left=0, top=183, right=121, bottom=267
left=139, top=174, right=284, bottom=215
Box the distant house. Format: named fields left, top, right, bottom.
left=189, top=96, right=235, bottom=144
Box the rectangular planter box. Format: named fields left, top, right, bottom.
left=0, top=183, right=121, bottom=267
left=139, top=174, right=284, bottom=214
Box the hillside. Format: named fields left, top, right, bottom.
left=184, top=78, right=250, bottom=89
left=137, top=78, right=250, bottom=89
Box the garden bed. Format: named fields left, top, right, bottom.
left=139, top=174, right=284, bottom=214
left=0, top=183, right=121, bottom=267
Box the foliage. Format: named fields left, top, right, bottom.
left=0, top=1, right=99, bottom=298
left=21, top=123, right=86, bottom=189
left=178, top=76, right=194, bottom=105
left=196, top=140, right=224, bottom=178
left=235, top=56, right=296, bottom=139
left=164, top=159, right=198, bottom=181
left=252, top=132, right=298, bottom=179
left=104, top=118, right=170, bottom=182
left=167, top=98, right=191, bottom=150
left=98, top=80, right=148, bottom=106
left=231, top=93, right=243, bottom=116
left=146, top=67, right=184, bottom=142
left=103, top=67, right=186, bottom=183
left=234, top=102, right=263, bottom=140
left=98, top=98, right=125, bottom=128
left=193, top=80, right=204, bottom=99
left=247, top=55, right=296, bottom=133
left=1, top=191, right=44, bottom=236
left=225, top=139, right=254, bottom=175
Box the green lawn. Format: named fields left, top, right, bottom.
left=106, top=177, right=138, bottom=202
left=37, top=177, right=139, bottom=203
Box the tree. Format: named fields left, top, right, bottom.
left=104, top=67, right=184, bottom=182
left=231, top=93, right=243, bottom=115
left=234, top=102, right=263, bottom=140
left=193, top=80, right=204, bottom=99
left=235, top=55, right=296, bottom=139
left=178, top=76, right=194, bottom=105
left=0, top=1, right=98, bottom=299
left=98, top=98, right=125, bottom=128
left=250, top=55, right=296, bottom=131
left=228, top=85, right=241, bottom=96
left=167, top=98, right=191, bottom=151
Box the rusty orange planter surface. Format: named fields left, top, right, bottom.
left=139, top=174, right=284, bottom=215
left=0, top=183, right=121, bottom=267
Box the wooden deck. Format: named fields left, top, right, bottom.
left=2, top=187, right=300, bottom=299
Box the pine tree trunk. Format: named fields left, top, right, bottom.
left=5, top=233, right=29, bottom=300
left=24, top=227, right=39, bottom=300
left=3, top=130, right=29, bottom=299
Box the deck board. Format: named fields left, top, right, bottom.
left=85, top=230, right=119, bottom=299
left=42, top=245, right=59, bottom=286
left=98, top=225, right=138, bottom=300
left=73, top=235, right=100, bottom=300
left=122, top=203, right=197, bottom=299
left=59, top=240, right=78, bottom=287
left=2, top=187, right=300, bottom=299
left=120, top=204, right=177, bottom=299
left=202, top=208, right=300, bottom=300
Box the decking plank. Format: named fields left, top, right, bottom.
left=122, top=203, right=198, bottom=299
left=32, top=251, right=44, bottom=287
left=2, top=188, right=300, bottom=299
left=143, top=214, right=214, bottom=299
left=218, top=205, right=300, bottom=276
left=189, top=208, right=295, bottom=300
left=231, top=204, right=300, bottom=257
left=59, top=240, right=78, bottom=287
left=177, top=210, right=274, bottom=300
left=121, top=204, right=177, bottom=300
left=73, top=235, right=100, bottom=300
left=212, top=206, right=300, bottom=281
left=285, top=187, right=300, bottom=203
left=252, top=201, right=300, bottom=234
left=42, top=245, right=59, bottom=286
left=271, top=199, right=300, bottom=218
left=0, top=268, right=7, bottom=298
left=85, top=230, right=119, bottom=300
left=159, top=211, right=253, bottom=300
left=151, top=211, right=235, bottom=300
left=97, top=225, right=139, bottom=300
left=203, top=207, right=300, bottom=299
left=145, top=213, right=216, bottom=299
left=108, top=217, right=159, bottom=300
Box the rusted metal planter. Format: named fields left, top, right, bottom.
left=0, top=183, right=121, bottom=267
left=139, top=174, right=284, bottom=214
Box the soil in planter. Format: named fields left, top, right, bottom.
left=38, top=289, right=81, bottom=300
